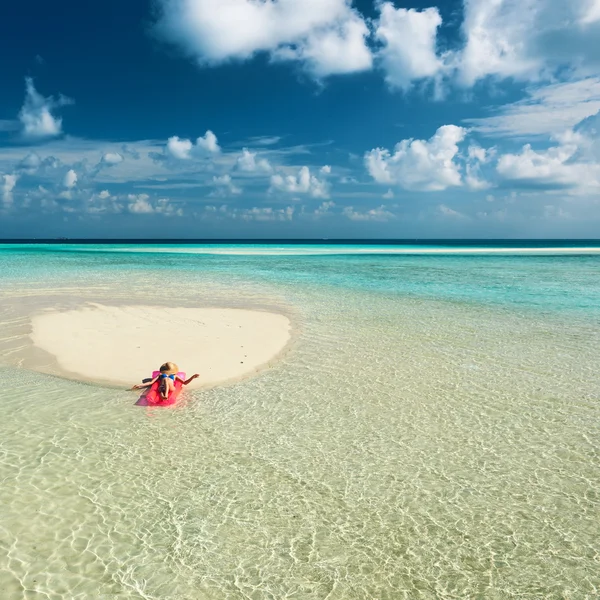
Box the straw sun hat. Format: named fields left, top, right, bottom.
left=160, top=362, right=179, bottom=375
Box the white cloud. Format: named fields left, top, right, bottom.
left=465, top=168, right=490, bottom=190
left=496, top=134, right=600, bottom=191
left=155, top=198, right=184, bottom=216
left=166, top=136, right=193, bottom=159
left=272, top=11, right=372, bottom=77
left=240, top=206, right=294, bottom=221
left=270, top=165, right=330, bottom=198
left=365, top=125, right=467, bottom=191
left=204, top=204, right=294, bottom=221
left=581, top=0, right=600, bottom=24
left=438, top=204, right=469, bottom=219
left=18, top=78, right=72, bottom=139
left=165, top=131, right=220, bottom=160
left=320, top=165, right=331, bottom=174
left=458, top=0, right=600, bottom=86
left=2, top=174, right=17, bottom=207
left=127, top=193, right=154, bottom=214
left=196, top=130, right=220, bottom=153
left=154, top=0, right=372, bottom=78
left=236, top=148, right=272, bottom=172
left=466, top=78, right=600, bottom=137
left=101, top=152, right=124, bottom=165
left=87, top=191, right=122, bottom=214
left=383, top=189, right=394, bottom=199
left=458, top=0, right=541, bottom=86
left=246, top=135, right=282, bottom=146
left=211, top=174, right=242, bottom=196
left=343, top=205, right=395, bottom=221
left=313, top=200, right=336, bottom=216
left=63, top=169, right=78, bottom=188
left=148, top=0, right=600, bottom=93
left=468, top=145, right=487, bottom=163
left=18, top=152, right=42, bottom=174
left=375, top=4, right=444, bottom=90
left=87, top=192, right=182, bottom=216
left=465, top=144, right=492, bottom=190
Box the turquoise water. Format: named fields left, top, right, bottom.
left=1, top=244, right=599, bottom=599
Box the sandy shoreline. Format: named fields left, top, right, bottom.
left=29, top=303, right=292, bottom=388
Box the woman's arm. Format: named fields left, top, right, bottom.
left=131, top=376, right=158, bottom=390
left=179, top=374, right=200, bottom=385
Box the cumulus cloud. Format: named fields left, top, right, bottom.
left=379, top=0, right=600, bottom=89
left=241, top=206, right=294, bottom=221
left=458, top=0, right=600, bottom=86
left=87, top=190, right=122, bottom=214
left=101, top=152, right=124, bottom=165
left=125, top=193, right=182, bottom=215
left=87, top=191, right=180, bottom=216
left=496, top=132, right=600, bottom=191
left=211, top=174, right=242, bottom=196
left=270, top=165, right=330, bottom=198
left=153, top=0, right=372, bottom=78
left=236, top=148, right=272, bottom=172
left=343, top=205, right=395, bottom=221
left=204, top=204, right=294, bottom=221
left=17, top=152, right=42, bottom=174
left=155, top=198, right=184, bottom=216
left=2, top=174, right=17, bottom=207
left=271, top=10, right=372, bottom=77
left=465, top=145, right=492, bottom=190
left=127, top=194, right=154, bottom=214
left=164, top=131, right=220, bottom=160
left=63, top=169, right=78, bottom=189
left=313, top=200, right=336, bottom=216
left=365, top=125, right=467, bottom=191
left=18, top=78, right=72, bottom=140
left=166, top=136, right=193, bottom=159
left=148, top=0, right=600, bottom=93
left=375, top=4, right=445, bottom=91
left=196, top=130, right=220, bottom=153
left=89, top=151, right=125, bottom=177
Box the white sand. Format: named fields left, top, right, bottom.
left=96, top=247, right=600, bottom=256
left=29, top=304, right=292, bottom=388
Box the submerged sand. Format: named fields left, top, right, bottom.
left=29, top=304, right=292, bottom=388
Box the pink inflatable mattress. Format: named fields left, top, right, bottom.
left=136, top=371, right=186, bottom=407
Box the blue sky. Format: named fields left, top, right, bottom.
left=1, top=0, right=599, bottom=238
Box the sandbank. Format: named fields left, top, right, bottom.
left=76, top=246, right=600, bottom=256
left=29, top=304, right=292, bottom=388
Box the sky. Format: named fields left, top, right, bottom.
left=1, top=0, right=600, bottom=239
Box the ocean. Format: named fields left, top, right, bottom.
left=1, top=242, right=599, bottom=599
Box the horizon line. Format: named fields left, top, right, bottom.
left=1, top=238, right=600, bottom=245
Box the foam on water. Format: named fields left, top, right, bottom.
left=0, top=244, right=599, bottom=599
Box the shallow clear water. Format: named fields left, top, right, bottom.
left=1, top=244, right=599, bottom=599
